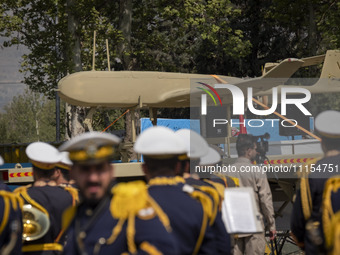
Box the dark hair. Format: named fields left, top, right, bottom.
left=236, top=134, right=256, bottom=157
left=59, top=168, right=71, bottom=181
left=33, top=166, right=55, bottom=179
left=143, top=156, right=179, bottom=177
left=322, top=137, right=340, bottom=151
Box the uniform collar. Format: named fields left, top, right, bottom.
left=148, top=176, right=185, bottom=186
left=235, top=157, right=252, bottom=164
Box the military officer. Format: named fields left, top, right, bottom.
left=52, top=152, right=72, bottom=185
left=60, top=131, right=177, bottom=255
left=134, top=126, right=217, bottom=255
left=174, top=129, right=231, bottom=254
left=14, top=142, right=77, bottom=254
left=0, top=155, right=23, bottom=255
left=321, top=176, right=340, bottom=254
left=199, top=146, right=240, bottom=188
left=291, top=110, right=340, bottom=254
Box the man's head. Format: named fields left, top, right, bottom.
left=52, top=152, right=72, bottom=185
left=175, top=129, right=209, bottom=176
left=25, top=142, right=62, bottom=182
left=315, top=110, right=340, bottom=154
left=236, top=134, right=257, bottom=161
left=59, top=132, right=121, bottom=205
left=134, top=126, right=187, bottom=180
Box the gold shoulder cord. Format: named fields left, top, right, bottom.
left=109, top=181, right=171, bottom=254
left=322, top=176, right=340, bottom=251
left=300, top=158, right=320, bottom=220
left=194, top=185, right=219, bottom=224
left=0, top=191, right=23, bottom=234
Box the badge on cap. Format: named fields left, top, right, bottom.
left=59, top=132, right=121, bottom=163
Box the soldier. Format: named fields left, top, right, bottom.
left=321, top=176, right=340, bottom=254
left=59, top=131, right=177, bottom=255
left=291, top=110, right=340, bottom=254
left=0, top=155, right=23, bottom=255
left=174, top=129, right=231, bottom=255
left=229, top=134, right=276, bottom=255
left=52, top=152, right=72, bottom=185
left=14, top=142, right=77, bottom=254
left=134, top=126, right=217, bottom=255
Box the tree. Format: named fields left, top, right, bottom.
left=0, top=0, right=123, bottom=139
left=0, top=89, right=58, bottom=143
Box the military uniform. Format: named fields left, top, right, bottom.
left=135, top=127, right=219, bottom=255
left=60, top=131, right=178, bottom=255
left=63, top=181, right=178, bottom=255
left=291, top=155, right=340, bottom=254
left=291, top=110, right=340, bottom=254
left=14, top=183, right=77, bottom=254
left=148, top=176, right=217, bottom=255
left=13, top=141, right=79, bottom=254
left=185, top=176, right=231, bottom=254
left=321, top=176, right=340, bottom=254
left=0, top=190, right=23, bottom=255
left=175, top=129, right=232, bottom=254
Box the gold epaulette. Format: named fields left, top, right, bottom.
left=0, top=191, right=24, bottom=235
left=212, top=173, right=240, bottom=188
left=108, top=181, right=171, bottom=254
left=56, top=205, right=76, bottom=243
left=300, top=157, right=321, bottom=220
left=298, top=157, right=322, bottom=178
left=322, top=175, right=340, bottom=251
left=181, top=184, right=210, bottom=255
left=13, top=184, right=31, bottom=194
left=14, top=185, right=49, bottom=217
left=228, top=176, right=240, bottom=187
left=204, top=179, right=225, bottom=200
left=61, top=185, right=79, bottom=206
left=195, top=185, right=219, bottom=225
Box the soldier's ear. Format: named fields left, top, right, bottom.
left=174, top=161, right=181, bottom=175
left=141, top=163, right=150, bottom=180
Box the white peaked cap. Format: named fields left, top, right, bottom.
left=199, top=146, right=222, bottom=165
left=26, top=142, right=62, bottom=170
left=134, top=126, right=187, bottom=156
left=59, top=132, right=121, bottom=163
left=60, top=152, right=73, bottom=166
left=26, top=142, right=62, bottom=164
left=59, top=132, right=121, bottom=152
left=175, top=129, right=209, bottom=158
left=315, top=110, right=340, bottom=138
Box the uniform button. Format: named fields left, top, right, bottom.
left=85, top=209, right=93, bottom=216
left=79, top=231, right=86, bottom=239
left=98, top=237, right=106, bottom=245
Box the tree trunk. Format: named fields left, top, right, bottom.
left=118, top=0, right=136, bottom=160
left=65, top=0, right=86, bottom=140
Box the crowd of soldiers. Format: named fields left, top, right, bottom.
left=0, top=109, right=339, bottom=255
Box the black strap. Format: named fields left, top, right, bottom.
left=74, top=196, right=111, bottom=255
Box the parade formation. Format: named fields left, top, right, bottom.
left=0, top=108, right=339, bottom=254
